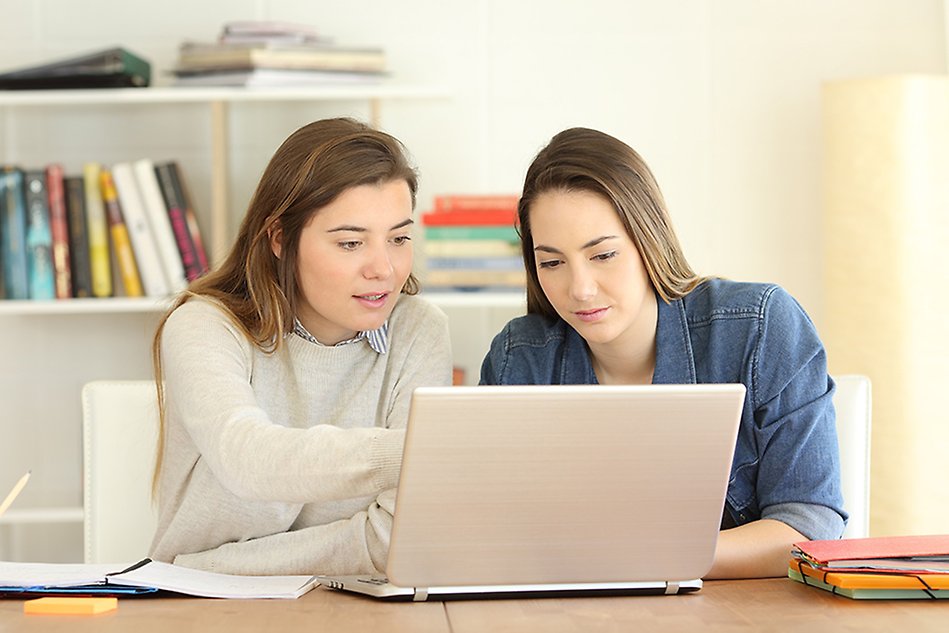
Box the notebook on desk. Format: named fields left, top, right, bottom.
left=317, top=383, right=745, bottom=601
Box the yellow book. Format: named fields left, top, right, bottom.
left=82, top=163, right=112, bottom=297
left=100, top=170, right=143, bottom=297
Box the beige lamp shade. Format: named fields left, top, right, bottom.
left=823, top=75, right=949, bottom=536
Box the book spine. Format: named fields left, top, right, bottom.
left=82, top=163, right=113, bottom=297
left=45, top=164, right=73, bottom=299
left=166, top=162, right=209, bottom=274
left=111, top=162, right=170, bottom=297
left=1, top=168, right=31, bottom=299
left=424, top=226, right=520, bottom=241
left=132, top=158, right=187, bottom=293
left=64, top=176, right=92, bottom=298
left=422, top=239, right=522, bottom=258
left=434, top=195, right=519, bottom=213
left=23, top=170, right=56, bottom=299
left=421, top=209, right=518, bottom=226
left=426, top=256, right=523, bottom=271
left=425, top=269, right=526, bottom=288
left=100, top=169, right=143, bottom=297
left=154, top=162, right=203, bottom=281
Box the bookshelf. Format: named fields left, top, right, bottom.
left=0, top=84, right=525, bottom=562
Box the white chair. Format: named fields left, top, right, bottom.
left=81, top=380, right=160, bottom=564
left=831, top=374, right=872, bottom=539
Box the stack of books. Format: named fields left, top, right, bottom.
left=172, top=21, right=387, bottom=87
left=421, top=195, right=524, bottom=292
left=0, top=160, right=208, bottom=301
left=789, top=534, right=949, bottom=599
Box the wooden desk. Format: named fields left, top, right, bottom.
left=2, top=579, right=945, bottom=632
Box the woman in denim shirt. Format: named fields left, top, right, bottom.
left=480, top=127, right=846, bottom=578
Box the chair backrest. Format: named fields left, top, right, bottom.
left=81, top=380, right=160, bottom=564
left=831, top=374, right=872, bottom=539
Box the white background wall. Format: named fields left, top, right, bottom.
left=0, top=0, right=946, bottom=560
left=2, top=0, right=945, bottom=321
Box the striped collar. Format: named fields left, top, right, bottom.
left=292, top=318, right=389, bottom=354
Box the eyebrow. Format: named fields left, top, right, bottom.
left=534, top=235, right=618, bottom=254
left=327, top=218, right=414, bottom=233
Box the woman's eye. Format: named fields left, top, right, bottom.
left=339, top=240, right=361, bottom=251
left=537, top=259, right=562, bottom=270
left=392, top=235, right=412, bottom=246
left=592, top=250, right=617, bottom=262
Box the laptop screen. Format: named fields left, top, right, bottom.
left=386, top=384, right=745, bottom=589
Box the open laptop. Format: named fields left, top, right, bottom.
left=317, top=383, right=745, bottom=601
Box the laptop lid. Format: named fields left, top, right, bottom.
left=384, top=384, right=745, bottom=590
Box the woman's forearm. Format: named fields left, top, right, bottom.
left=706, top=519, right=805, bottom=579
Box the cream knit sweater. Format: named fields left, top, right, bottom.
left=148, top=294, right=452, bottom=575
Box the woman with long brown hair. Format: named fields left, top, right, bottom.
left=149, top=118, right=452, bottom=575
left=481, top=127, right=845, bottom=578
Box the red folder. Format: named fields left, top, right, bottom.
left=794, top=534, right=949, bottom=567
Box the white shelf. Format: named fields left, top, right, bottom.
left=0, top=297, right=170, bottom=316
left=0, top=506, right=83, bottom=525
left=423, top=291, right=526, bottom=309
left=0, top=83, right=450, bottom=261
left=0, top=84, right=449, bottom=107
left=0, top=292, right=523, bottom=315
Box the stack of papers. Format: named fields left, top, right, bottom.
left=0, top=558, right=317, bottom=599
left=789, top=534, right=949, bottom=599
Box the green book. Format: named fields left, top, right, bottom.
left=424, top=226, right=520, bottom=241
left=0, top=47, right=151, bottom=89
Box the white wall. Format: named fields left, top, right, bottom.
left=1, top=0, right=944, bottom=319
left=0, top=0, right=945, bottom=559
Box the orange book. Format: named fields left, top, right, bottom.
left=791, top=558, right=949, bottom=590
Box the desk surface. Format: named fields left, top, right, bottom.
left=2, top=579, right=945, bottom=632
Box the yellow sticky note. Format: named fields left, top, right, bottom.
left=24, top=596, right=118, bottom=615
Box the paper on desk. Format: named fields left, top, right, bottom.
left=0, top=562, right=118, bottom=588
left=109, top=560, right=318, bottom=599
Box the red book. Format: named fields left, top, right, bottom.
left=794, top=534, right=949, bottom=569
left=434, top=194, right=518, bottom=213
left=45, top=164, right=72, bottom=299
left=421, top=209, right=518, bottom=227
left=155, top=162, right=204, bottom=282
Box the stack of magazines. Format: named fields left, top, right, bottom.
left=789, top=534, right=949, bottom=599
left=172, top=21, right=387, bottom=87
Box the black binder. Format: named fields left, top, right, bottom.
left=0, top=47, right=151, bottom=89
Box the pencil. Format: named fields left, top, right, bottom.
left=0, top=471, right=31, bottom=517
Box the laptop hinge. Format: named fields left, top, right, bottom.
left=664, top=581, right=680, bottom=595
left=413, top=587, right=429, bottom=602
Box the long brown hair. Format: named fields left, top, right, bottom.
left=517, top=127, right=704, bottom=319
left=151, top=117, right=419, bottom=492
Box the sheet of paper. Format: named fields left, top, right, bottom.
left=110, top=560, right=318, bottom=599
left=0, top=562, right=119, bottom=587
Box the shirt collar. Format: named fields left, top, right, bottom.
left=292, top=318, right=389, bottom=354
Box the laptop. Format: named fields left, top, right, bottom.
left=317, top=383, right=745, bottom=601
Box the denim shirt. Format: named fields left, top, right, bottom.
left=480, top=279, right=846, bottom=540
